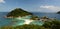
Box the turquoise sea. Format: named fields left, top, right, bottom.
left=0, top=12, right=60, bottom=27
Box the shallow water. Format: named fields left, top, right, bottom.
left=0, top=12, right=60, bottom=26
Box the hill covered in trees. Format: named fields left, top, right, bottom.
left=57, top=11, right=60, bottom=14
left=6, top=8, right=32, bottom=17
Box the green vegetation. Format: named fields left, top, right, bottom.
left=43, top=20, right=60, bottom=29
left=0, top=20, right=60, bottom=29
left=1, top=25, right=47, bottom=29
left=7, top=8, right=32, bottom=17
left=31, top=15, right=39, bottom=20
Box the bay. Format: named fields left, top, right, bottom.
left=0, top=12, right=60, bottom=27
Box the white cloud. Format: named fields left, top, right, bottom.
left=0, top=0, right=5, bottom=3
left=40, top=5, right=60, bottom=12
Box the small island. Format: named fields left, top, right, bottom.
left=57, top=11, right=60, bottom=14
left=6, top=8, right=33, bottom=18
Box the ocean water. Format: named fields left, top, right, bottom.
left=0, top=12, right=60, bottom=27
left=32, top=12, right=60, bottom=19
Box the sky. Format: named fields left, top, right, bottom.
left=0, top=0, right=60, bottom=13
